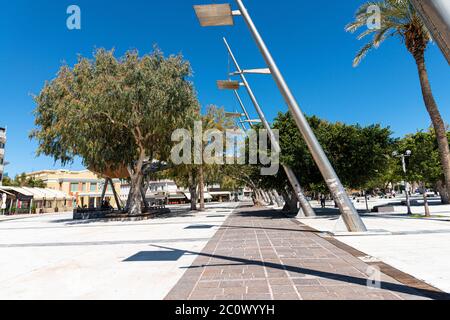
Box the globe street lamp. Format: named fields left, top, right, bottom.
left=393, top=150, right=413, bottom=215
left=194, top=1, right=366, bottom=232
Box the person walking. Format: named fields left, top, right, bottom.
left=320, top=194, right=326, bottom=208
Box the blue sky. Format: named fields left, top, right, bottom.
left=0, top=0, right=449, bottom=177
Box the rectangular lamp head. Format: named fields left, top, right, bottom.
left=194, top=4, right=234, bottom=27
left=225, top=112, right=245, bottom=118
left=217, top=80, right=240, bottom=90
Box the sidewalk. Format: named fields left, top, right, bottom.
left=166, top=206, right=446, bottom=300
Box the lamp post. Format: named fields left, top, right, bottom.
left=393, top=150, right=412, bottom=215
left=193, top=1, right=366, bottom=232
left=220, top=38, right=315, bottom=218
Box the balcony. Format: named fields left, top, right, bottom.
left=0, top=130, right=5, bottom=143
left=0, top=148, right=4, bottom=157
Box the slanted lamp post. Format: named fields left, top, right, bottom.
left=393, top=150, right=412, bottom=215
left=194, top=2, right=366, bottom=231
left=218, top=39, right=316, bottom=217
left=410, top=0, right=450, bottom=64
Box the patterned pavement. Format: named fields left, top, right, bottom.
left=166, top=206, right=447, bottom=300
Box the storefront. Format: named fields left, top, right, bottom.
left=0, top=186, right=73, bottom=214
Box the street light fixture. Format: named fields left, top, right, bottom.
left=393, top=150, right=413, bottom=215
left=241, top=119, right=262, bottom=124
left=194, top=0, right=367, bottom=232
left=217, top=80, right=242, bottom=90
left=193, top=4, right=238, bottom=27
left=225, top=112, right=246, bottom=118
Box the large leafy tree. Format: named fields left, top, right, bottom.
left=31, top=48, right=199, bottom=215
left=397, top=130, right=450, bottom=204
left=273, top=112, right=393, bottom=193
left=165, top=105, right=236, bottom=211
left=346, top=0, right=450, bottom=202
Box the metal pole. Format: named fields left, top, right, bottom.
left=224, top=38, right=316, bottom=217
left=402, top=156, right=412, bottom=215
left=236, top=92, right=296, bottom=211
left=410, top=0, right=450, bottom=64
left=234, top=90, right=251, bottom=124
left=234, top=0, right=366, bottom=232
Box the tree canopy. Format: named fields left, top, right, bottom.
left=31, top=48, right=199, bottom=215
left=273, top=112, right=394, bottom=192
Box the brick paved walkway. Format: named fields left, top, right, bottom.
left=165, top=207, right=440, bottom=300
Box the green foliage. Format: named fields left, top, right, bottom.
left=31, top=47, right=198, bottom=173
left=3, top=173, right=46, bottom=188
left=31, top=47, right=199, bottom=215
left=273, top=112, right=394, bottom=191
left=399, top=130, right=445, bottom=185
left=346, top=0, right=431, bottom=66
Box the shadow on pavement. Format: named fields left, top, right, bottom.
left=154, top=244, right=449, bottom=300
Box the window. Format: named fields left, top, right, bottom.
left=81, top=183, right=87, bottom=192
left=70, top=183, right=78, bottom=193
left=90, top=183, right=97, bottom=192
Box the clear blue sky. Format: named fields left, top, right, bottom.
left=0, top=0, right=449, bottom=177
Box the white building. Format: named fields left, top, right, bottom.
left=0, top=127, right=6, bottom=186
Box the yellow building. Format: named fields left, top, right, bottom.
left=26, top=170, right=122, bottom=209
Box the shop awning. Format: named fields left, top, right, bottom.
left=0, top=187, right=72, bottom=201
left=0, top=189, right=15, bottom=197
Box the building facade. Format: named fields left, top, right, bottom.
left=0, top=186, right=73, bottom=214
left=0, top=127, right=6, bottom=186
left=26, top=170, right=121, bottom=209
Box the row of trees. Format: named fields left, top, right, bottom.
left=2, top=173, right=46, bottom=188
left=347, top=0, right=450, bottom=200
left=31, top=48, right=237, bottom=215
left=219, top=112, right=450, bottom=212
left=31, top=0, right=449, bottom=215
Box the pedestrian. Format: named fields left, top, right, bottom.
left=320, top=194, right=326, bottom=208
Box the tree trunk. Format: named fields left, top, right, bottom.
left=199, top=165, right=205, bottom=211
left=364, top=191, right=370, bottom=213
left=423, top=189, right=431, bottom=217
left=253, top=189, right=264, bottom=207
left=414, top=54, right=450, bottom=200
left=128, top=183, right=142, bottom=216
left=272, top=190, right=283, bottom=207
left=281, top=189, right=298, bottom=213
left=188, top=171, right=197, bottom=211
left=267, top=192, right=274, bottom=206
left=436, top=180, right=450, bottom=204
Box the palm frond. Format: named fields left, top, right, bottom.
left=353, top=43, right=374, bottom=67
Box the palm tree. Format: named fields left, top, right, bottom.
left=346, top=0, right=450, bottom=203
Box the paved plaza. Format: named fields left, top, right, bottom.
left=0, top=201, right=448, bottom=300
left=0, top=203, right=238, bottom=299
left=166, top=206, right=445, bottom=300
left=301, top=197, right=450, bottom=294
